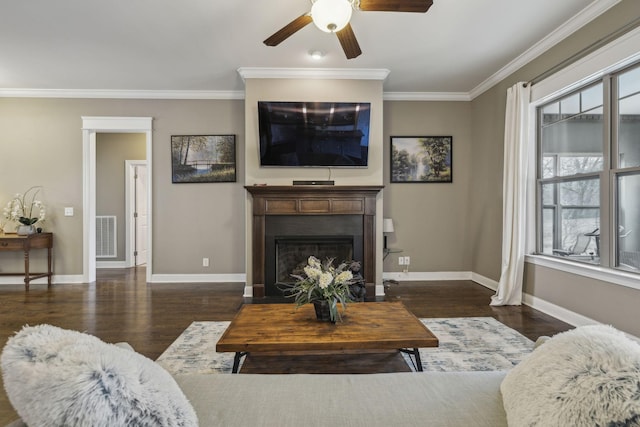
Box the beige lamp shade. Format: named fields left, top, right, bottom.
left=383, top=218, right=395, bottom=233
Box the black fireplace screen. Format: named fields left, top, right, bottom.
left=276, top=237, right=354, bottom=283
left=264, top=214, right=364, bottom=296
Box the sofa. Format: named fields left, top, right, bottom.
left=2, top=324, right=640, bottom=427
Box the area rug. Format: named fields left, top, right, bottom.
left=156, top=317, right=534, bottom=375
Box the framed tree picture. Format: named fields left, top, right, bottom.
left=171, top=135, right=236, bottom=183
left=390, top=136, right=452, bottom=183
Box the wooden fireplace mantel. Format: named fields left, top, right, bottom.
left=246, top=185, right=383, bottom=298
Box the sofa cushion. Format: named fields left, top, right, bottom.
left=1, top=324, right=197, bottom=427
left=501, top=325, right=640, bottom=427
left=175, top=371, right=508, bottom=426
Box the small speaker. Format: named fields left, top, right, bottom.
left=292, top=180, right=335, bottom=186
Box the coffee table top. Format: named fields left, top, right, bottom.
left=216, top=301, right=438, bottom=353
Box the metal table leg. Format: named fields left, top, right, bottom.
left=232, top=351, right=248, bottom=373
left=400, top=348, right=423, bottom=372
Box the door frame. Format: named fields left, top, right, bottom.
left=125, top=160, right=148, bottom=268
left=82, top=116, right=153, bottom=283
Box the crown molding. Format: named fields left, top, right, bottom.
left=1, top=0, right=622, bottom=105
left=237, top=67, right=390, bottom=82
left=384, top=92, right=471, bottom=101
left=469, top=0, right=622, bottom=99
left=0, top=88, right=245, bottom=99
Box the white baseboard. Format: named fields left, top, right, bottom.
left=383, top=271, right=473, bottom=281
left=0, top=274, right=85, bottom=285
left=469, top=272, right=597, bottom=329
left=96, top=261, right=128, bottom=269
left=470, top=272, right=499, bottom=291
left=521, top=293, right=600, bottom=328
left=150, top=273, right=246, bottom=283
left=381, top=271, right=599, bottom=331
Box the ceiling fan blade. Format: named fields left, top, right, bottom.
left=336, top=23, right=362, bottom=60
left=263, top=14, right=313, bottom=46
left=358, top=0, right=433, bottom=13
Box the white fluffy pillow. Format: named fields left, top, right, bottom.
left=501, top=325, right=640, bottom=427
left=1, top=324, right=198, bottom=427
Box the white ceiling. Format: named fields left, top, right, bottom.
left=0, top=0, right=619, bottom=98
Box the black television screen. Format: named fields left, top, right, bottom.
left=258, top=101, right=371, bottom=167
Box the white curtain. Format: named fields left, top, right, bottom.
left=491, top=82, right=531, bottom=306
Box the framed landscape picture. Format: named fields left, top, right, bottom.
left=171, top=135, right=236, bottom=183
left=390, top=136, right=452, bottom=183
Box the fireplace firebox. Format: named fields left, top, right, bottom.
left=265, top=215, right=363, bottom=296
left=246, top=185, right=383, bottom=298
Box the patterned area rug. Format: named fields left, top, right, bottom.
left=156, top=317, right=534, bottom=375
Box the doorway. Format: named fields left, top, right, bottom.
left=82, top=117, right=153, bottom=283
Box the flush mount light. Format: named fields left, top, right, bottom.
left=311, top=0, right=353, bottom=33
left=309, top=50, right=325, bottom=59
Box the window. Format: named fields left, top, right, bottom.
left=537, top=62, right=640, bottom=273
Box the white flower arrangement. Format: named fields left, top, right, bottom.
left=3, top=186, right=46, bottom=227
left=283, top=256, right=363, bottom=322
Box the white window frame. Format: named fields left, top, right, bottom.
left=526, top=26, right=640, bottom=292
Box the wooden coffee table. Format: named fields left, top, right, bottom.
left=216, top=301, right=439, bottom=373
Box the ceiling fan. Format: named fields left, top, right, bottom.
left=263, top=0, right=433, bottom=60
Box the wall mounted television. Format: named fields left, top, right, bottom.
left=258, top=101, right=371, bottom=167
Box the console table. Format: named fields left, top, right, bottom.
left=0, top=232, right=53, bottom=290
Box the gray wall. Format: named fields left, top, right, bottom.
left=0, top=98, right=246, bottom=276
left=382, top=101, right=472, bottom=273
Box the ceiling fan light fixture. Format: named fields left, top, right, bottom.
left=311, top=0, right=352, bottom=33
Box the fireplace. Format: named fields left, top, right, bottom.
left=245, top=185, right=383, bottom=298
left=265, top=215, right=363, bottom=295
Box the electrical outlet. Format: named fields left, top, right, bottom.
left=202, top=258, right=209, bottom=267
left=405, top=256, right=410, bottom=265
left=64, top=207, right=74, bottom=216
left=398, top=256, right=405, bottom=265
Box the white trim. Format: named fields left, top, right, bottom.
left=522, top=291, right=600, bottom=328
left=0, top=275, right=85, bottom=285
left=469, top=0, right=622, bottom=100
left=82, top=116, right=153, bottom=131
left=383, top=92, right=470, bottom=102
left=531, top=25, right=640, bottom=103
left=0, top=88, right=245, bottom=100
left=470, top=272, right=499, bottom=291
left=150, top=273, right=246, bottom=283
left=237, top=67, right=390, bottom=81
left=526, top=254, right=640, bottom=291
left=0, top=0, right=622, bottom=104
left=96, top=261, right=128, bottom=269
left=243, top=285, right=253, bottom=298
left=82, top=117, right=153, bottom=284
left=382, top=271, right=473, bottom=281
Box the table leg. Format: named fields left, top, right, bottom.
left=400, top=348, right=424, bottom=372
left=23, top=249, right=30, bottom=291
left=47, top=246, right=52, bottom=287
left=232, top=352, right=248, bottom=373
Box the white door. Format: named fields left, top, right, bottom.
left=135, top=164, right=148, bottom=265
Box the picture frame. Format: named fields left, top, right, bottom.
left=171, top=135, right=236, bottom=183
left=390, top=136, right=452, bottom=183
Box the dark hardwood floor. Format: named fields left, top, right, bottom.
left=0, top=267, right=572, bottom=424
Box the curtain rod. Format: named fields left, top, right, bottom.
left=527, top=15, right=640, bottom=87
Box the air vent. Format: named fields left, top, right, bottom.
left=96, top=216, right=117, bottom=258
